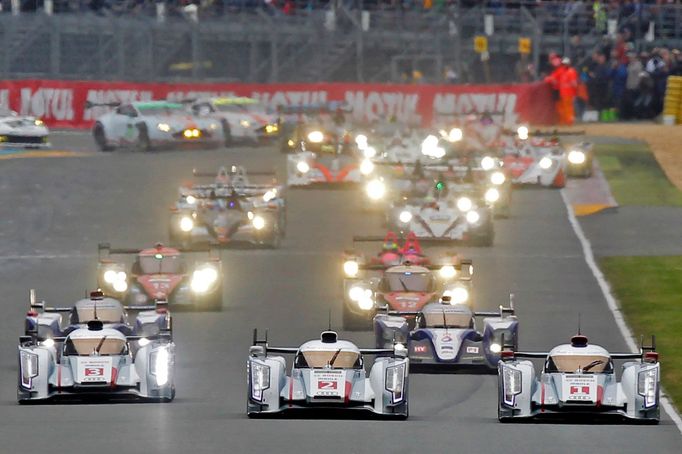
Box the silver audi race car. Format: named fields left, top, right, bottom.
left=374, top=295, right=517, bottom=373
left=18, top=290, right=175, bottom=403
left=89, top=100, right=224, bottom=151
left=497, top=333, right=660, bottom=423
left=247, top=330, right=409, bottom=419
left=0, top=107, right=50, bottom=148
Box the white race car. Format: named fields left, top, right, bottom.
left=0, top=108, right=50, bottom=148
left=190, top=97, right=279, bottom=146
left=89, top=101, right=224, bottom=152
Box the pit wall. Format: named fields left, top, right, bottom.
left=0, top=80, right=556, bottom=129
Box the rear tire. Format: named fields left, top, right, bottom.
left=136, top=123, right=151, bottom=152
left=93, top=123, right=113, bottom=151
left=222, top=120, right=232, bottom=147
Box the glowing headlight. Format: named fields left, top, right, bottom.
left=539, top=156, right=553, bottom=169
left=448, top=127, right=463, bottom=142
left=138, top=337, right=150, bottom=347
left=363, top=146, right=377, bottom=158
left=466, top=210, right=481, bottom=224
left=191, top=266, right=219, bottom=293
left=481, top=156, right=496, bottom=171
left=307, top=130, right=324, bottom=143
left=103, top=269, right=118, bottom=284
left=150, top=348, right=170, bottom=386
left=250, top=362, right=270, bottom=401
left=568, top=150, right=586, bottom=164
left=265, top=124, right=278, bottom=134
left=517, top=126, right=529, bottom=140
left=385, top=363, right=406, bottom=403
left=158, top=123, right=171, bottom=132
left=357, top=296, right=374, bottom=311
left=183, top=129, right=200, bottom=138
left=485, top=187, right=500, bottom=203
left=252, top=215, right=266, bottom=230
left=34, top=119, right=44, bottom=126
left=344, top=260, right=359, bottom=278
left=491, top=171, right=506, bottom=185
left=490, top=343, right=502, bottom=353
left=360, top=159, right=375, bottom=175
left=349, top=286, right=372, bottom=302
left=443, top=287, right=469, bottom=304
left=42, top=338, right=55, bottom=348
left=355, top=134, right=368, bottom=148
left=439, top=265, right=457, bottom=279
left=431, top=147, right=446, bottom=159
left=366, top=179, right=386, bottom=201
left=399, top=210, right=413, bottom=224
left=113, top=280, right=128, bottom=293
left=638, top=368, right=658, bottom=408
left=262, top=189, right=277, bottom=202
left=179, top=216, right=194, bottom=232
left=240, top=120, right=250, bottom=128
left=457, top=197, right=473, bottom=212
left=422, top=134, right=439, bottom=149
left=20, top=350, right=38, bottom=388
left=296, top=161, right=310, bottom=174
left=186, top=195, right=196, bottom=205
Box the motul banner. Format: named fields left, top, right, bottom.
left=0, top=80, right=556, bottom=129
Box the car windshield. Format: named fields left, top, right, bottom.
left=421, top=311, right=472, bottom=328
left=383, top=272, right=433, bottom=292
left=139, top=255, right=184, bottom=274
left=546, top=354, right=611, bottom=373
left=64, top=337, right=127, bottom=356
left=297, top=350, right=361, bottom=369
left=138, top=106, right=186, bottom=116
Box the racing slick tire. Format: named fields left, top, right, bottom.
left=93, top=123, right=114, bottom=152
left=221, top=120, right=232, bottom=147
left=135, top=123, right=152, bottom=152
left=342, top=303, right=372, bottom=331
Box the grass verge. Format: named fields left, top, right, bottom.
left=595, top=143, right=682, bottom=206
left=600, top=256, right=682, bottom=409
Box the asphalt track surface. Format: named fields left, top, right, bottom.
left=0, top=133, right=680, bottom=454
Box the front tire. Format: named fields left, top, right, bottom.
left=136, top=123, right=151, bottom=152
left=222, top=120, right=232, bottom=147
left=93, top=123, right=113, bottom=151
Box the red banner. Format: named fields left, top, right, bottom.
left=0, top=80, right=556, bottom=129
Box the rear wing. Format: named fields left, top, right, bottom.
left=98, top=242, right=216, bottom=258
left=85, top=101, right=121, bottom=109
left=29, top=289, right=170, bottom=314
left=473, top=293, right=515, bottom=317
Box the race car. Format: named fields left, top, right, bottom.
left=97, top=243, right=223, bottom=311
left=278, top=103, right=351, bottom=154
left=18, top=290, right=175, bottom=403
left=386, top=178, right=494, bottom=246
left=342, top=232, right=473, bottom=330
left=189, top=97, right=279, bottom=146
left=0, top=108, right=50, bottom=148
left=500, top=126, right=568, bottom=188
left=89, top=100, right=224, bottom=152
left=170, top=168, right=285, bottom=249
left=497, top=333, right=660, bottom=423
left=565, top=140, right=594, bottom=177
left=374, top=295, right=517, bottom=372
left=247, top=329, right=409, bottom=419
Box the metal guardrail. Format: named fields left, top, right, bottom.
left=1, top=3, right=681, bottom=83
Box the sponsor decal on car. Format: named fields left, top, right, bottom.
left=562, top=375, right=597, bottom=402
left=311, top=370, right=344, bottom=398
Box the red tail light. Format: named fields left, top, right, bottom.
left=27, top=310, right=38, bottom=317
left=644, top=352, right=659, bottom=363
left=501, top=350, right=515, bottom=360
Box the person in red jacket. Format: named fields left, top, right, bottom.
left=558, top=57, right=578, bottom=125
left=544, top=54, right=565, bottom=124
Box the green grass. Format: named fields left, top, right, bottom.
left=600, top=256, right=682, bottom=409
left=595, top=143, right=682, bottom=206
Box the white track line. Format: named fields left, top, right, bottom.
left=561, top=189, right=682, bottom=435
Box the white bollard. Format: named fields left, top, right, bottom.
left=156, top=2, right=166, bottom=23
left=44, top=0, right=53, bottom=16
left=324, top=10, right=336, bottom=32
left=484, top=14, right=494, bottom=36
left=361, top=10, right=370, bottom=32
left=11, top=0, right=20, bottom=16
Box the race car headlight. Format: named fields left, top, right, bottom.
left=439, top=265, right=457, bottom=280
left=179, top=216, right=194, bottom=232
left=343, top=260, right=359, bottom=278
left=485, top=187, right=500, bottom=203
left=481, top=156, right=496, bottom=171
left=34, top=119, right=44, bottom=126
left=183, top=128, right=201, bottom=138
left=502, top=367, right=522, bottom=406
left=489, top=343, right=502, bottom=354
left=349, top=285, right=372, bottom=302
left=190, top=266, right=219, bottom=294
left=250, top=362, right=270, bottom=402
left=185, top=195, right=196, bottom=205
left=360, top=158, right=375, bottom=175
left=385, top=362, right=406, bottom=403
left=355, top=134, right=368, bottom=148
left=366, top=179, right=386, bottom=201
left=262, top=189, right=277, bottom=202
left=443, top=286, right=469, bottom=304
left=296, top=161, right=310, bottom=174
left=362, top=146, right=377, bottom=158
left=240, top=119, right=250, bottom=128
left=568, top=150, right=586, bottom=165
left=42, top=338, right=55, bottom=348
left=20, top=350, right=38, bottom=388
left=103, top=269, right=128, bottom=293
left=158, top=123, right=171, bottom=132
left=539, top=156, right=553, bottom=170
left=466, top=210, right=481, bottom=224
left=357, top=295, right=374, bottom=311
left=399, top=210, right=413, bottom=224
left=517, top=126, right=529, bottom=141
left=448, top=127, right=463, bottom=142
left=491, top=171, right=506, bottom=185
left=138, top=337, right=151, bottom=347
left=638, top=368, right=658, bottom=408
left=112, top=279, right=128, bottom=293
left=150, top=347, right=171, bottom=386
left=252, top=215, right=266, bottom=230
left=264, top=124, right=278, bottom=134
left=307, top=130, right=324, bottom=143
left=457, top=197, right=473, bottom=212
